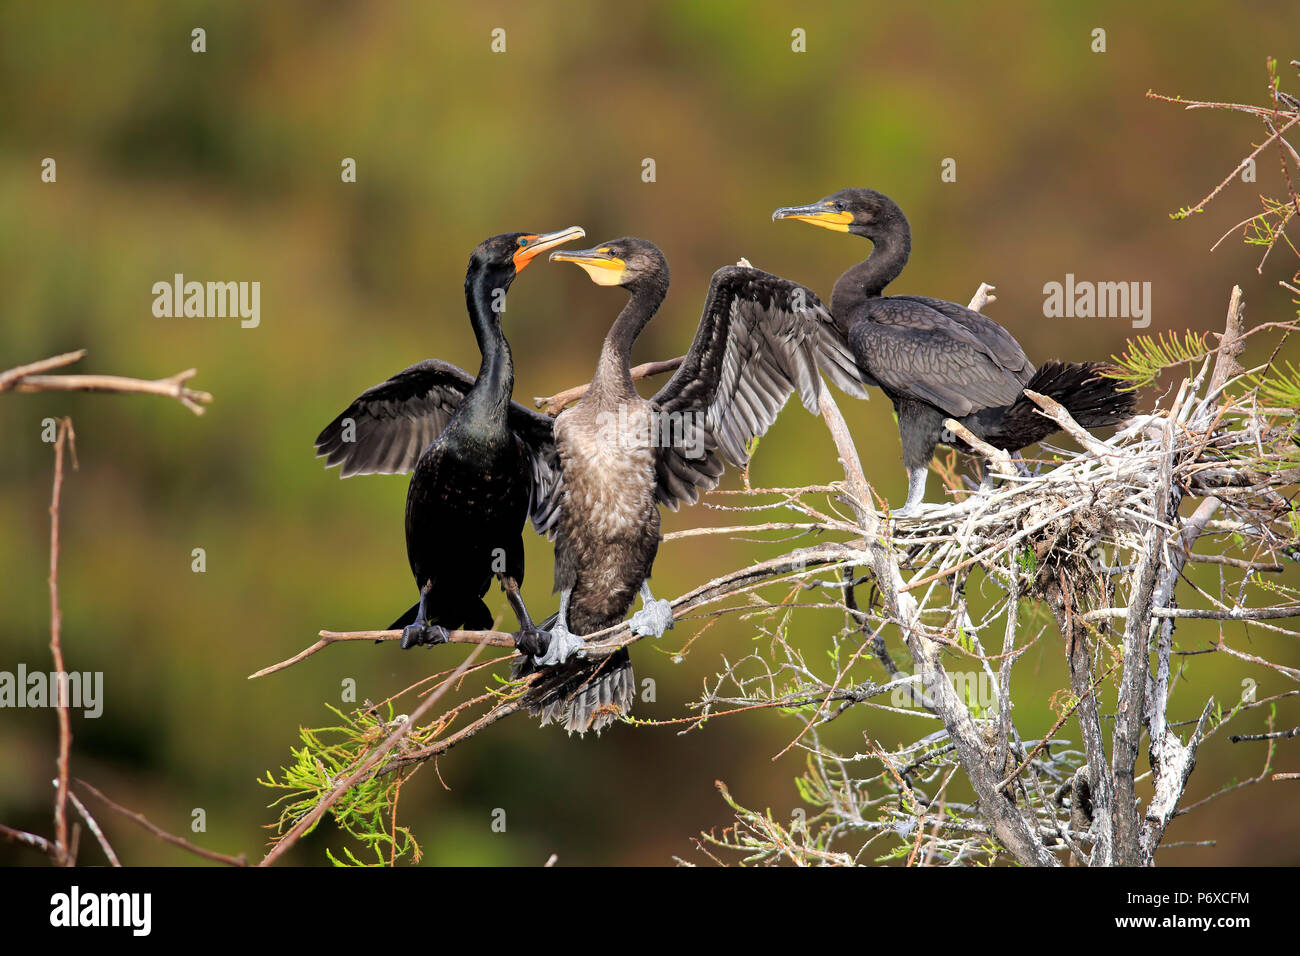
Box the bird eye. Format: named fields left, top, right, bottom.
left=517, top=237, right=528, bottom=247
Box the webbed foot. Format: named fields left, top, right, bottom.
left=630, top=598, right=674, bottom=638
left=533, top=624, right=587, bottom=666
left=400, top=623, right=449, bottom=650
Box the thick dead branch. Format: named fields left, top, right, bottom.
left=943, top=418, right=1015, bottom=477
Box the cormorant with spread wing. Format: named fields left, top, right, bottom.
left=314, top=227, right=584, bottom=656
left=773, top=188, right=1135, bottom=515
left=522, top=238, right=825, bottom=734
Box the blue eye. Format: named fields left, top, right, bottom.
left=517, top=237, right=528, bottom=247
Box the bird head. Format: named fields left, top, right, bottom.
left=772, top=188, right=907, bottom=241
left=470, top=227, right=586, bottom=288
left=549, top=237, right=669, bottom=292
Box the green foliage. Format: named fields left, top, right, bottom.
left=1250, top=360, right=1300, bottom=409
left=709, top=778, right=838, bottom=865
left=1239, top=363, right=1300, bottom=473
left=260, top=702, right=421, bottom=866
left=1241, top=196, right=1298, bottom=257
left=1107, top=330, right=1210, bottom=390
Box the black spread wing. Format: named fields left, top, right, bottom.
left=649, top=265, right=824, bottom=509
left=848, top=297, right=1034, bottom=417
left=314, top=358, right=563, bottom=534
left=315, top=359, right=474, bottom=477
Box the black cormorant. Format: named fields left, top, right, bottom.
left=314, top=227, right=584, bottom=656
left=773, top=188, right=1136, bottom=515
left=521, top=237, right=825, bottom=733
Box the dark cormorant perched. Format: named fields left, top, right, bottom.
left=314, top=227, right=585, bottom=656
left=773, top=188, right=1136, bottom=515
left=521, top=237, right=825, bottom=734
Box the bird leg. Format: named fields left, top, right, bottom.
left=533, top=588, right=587, bottom=666
left=497, top=573, right=550, bottom=659
left=893, top=403, right=940, bottom=518
left=629, top=581, right=674, bottom=638
left=400, top=580, right=449, bottom=649
left=891, top=465, right=930, bottom=518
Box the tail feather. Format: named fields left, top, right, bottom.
left=513, top=647, right=636, bottom=736
left=985, top=361, right=1135, bottom=450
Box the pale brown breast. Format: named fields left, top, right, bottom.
left=554, top=397, right=661, bottom=633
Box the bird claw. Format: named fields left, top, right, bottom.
left=630, top=598, right=674, bottom=638
left=400, top=623, right=449, bottom=650
left=513, top=627, right=550, bottom=660
left=533, top=625, right=587, bottom=666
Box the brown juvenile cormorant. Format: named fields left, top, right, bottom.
left=522, top=237, right=825, bottom=734
left=773, top=188, right=1136, bottom=515
left=314, top=227, right=584, bottom=656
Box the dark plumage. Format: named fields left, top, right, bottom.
left=774, top=188, right=1136, bottom=514
left=314, top=228, right=582, bottom=653
left=519, top=238, right=825, bottom=734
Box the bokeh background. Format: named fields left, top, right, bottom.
left=1, top=1, right=1297, bottom=865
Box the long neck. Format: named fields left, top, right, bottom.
left=464, top=269, right=514, bottom=416
left=590, top=277, right=666, bottom=402
left=830, top=227, right=911, bottom=320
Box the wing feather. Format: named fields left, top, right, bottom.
left=847, top=297, right=1033, bottom=417
left=650, top=265, right=825, bottom=508
left=314, top=358, right=564, bottom=535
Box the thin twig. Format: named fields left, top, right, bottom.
left=49, top=418, right=75, bottom=866
left=66, top=790, right=121, bottom=867
left=75, top=779, right=247, bottom=867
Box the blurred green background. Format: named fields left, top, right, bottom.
left=1, top=1, right=1297, bottom=866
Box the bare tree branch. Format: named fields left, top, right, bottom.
left=0, top=351, right=212, bottom=415
left=48, top=418, right=74, bottom=867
